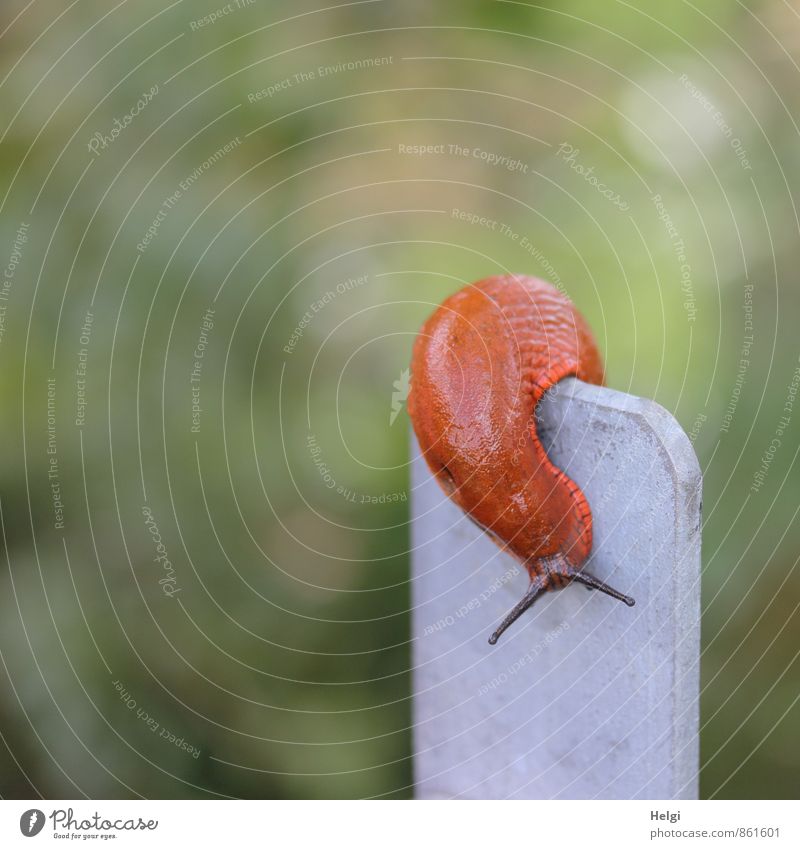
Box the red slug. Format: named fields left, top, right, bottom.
left=408, top=274, right=634, bottom=645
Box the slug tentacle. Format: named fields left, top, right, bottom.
left=573, top=571, right=636, bottom=606
left=409, top=274, right=635, bottom=645
left=488, top=554, right=635, bottom=645
left=488, top=577, right=547, bottom=646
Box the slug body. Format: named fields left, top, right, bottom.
left=408, top=275, right=634, bottom=644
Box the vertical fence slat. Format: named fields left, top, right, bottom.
left=412, top=378, right=701, bottom=799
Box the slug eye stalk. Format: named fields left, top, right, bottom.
left=573, top=572, right=636, bottom=607
left=488, top=569, right=635, bottom=645
left=488, top=578, right=546, bottom=645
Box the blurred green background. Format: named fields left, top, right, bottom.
left=0, top=0, right=798, bottom=799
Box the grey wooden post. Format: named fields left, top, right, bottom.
left=411, top=378, right=701, bottom=799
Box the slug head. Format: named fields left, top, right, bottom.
left=488, top=553, right=635, bottom=645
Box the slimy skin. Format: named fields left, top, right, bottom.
left=408, top=274, right=634, bottom=644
